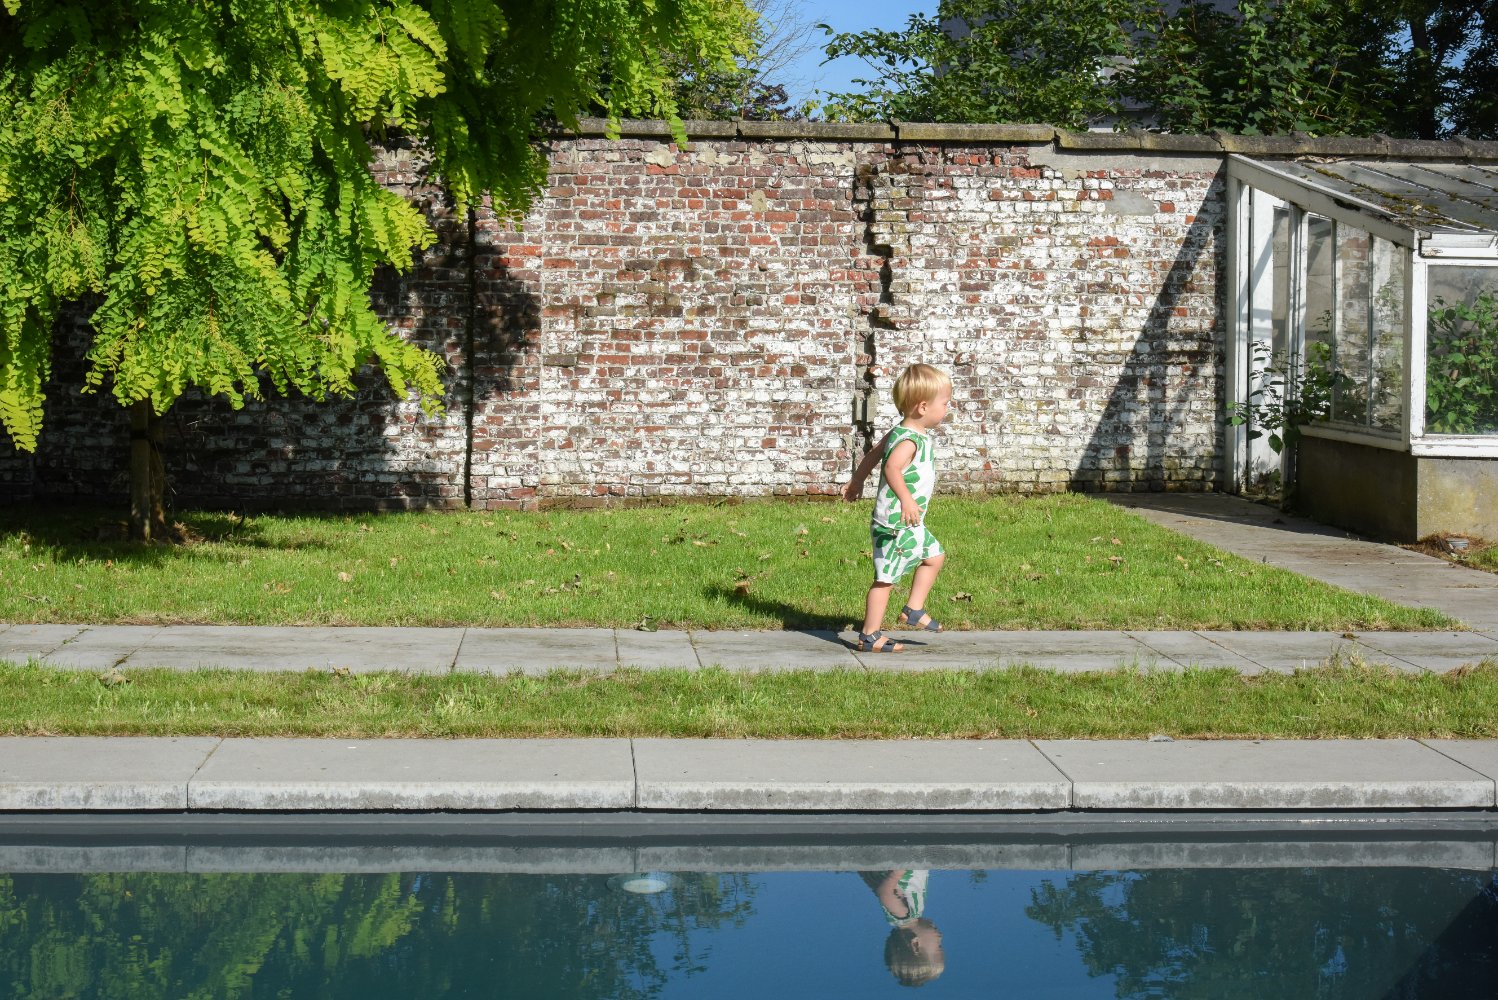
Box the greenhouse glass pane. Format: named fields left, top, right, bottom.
left=1368, top=238, right=1405, bottom=433
left=1426, top=266, right=1498, bottom=435
left=1333, top=225, right=1371, bottom=424
left=1304, top=216, right=1336, bottom=422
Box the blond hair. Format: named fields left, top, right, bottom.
left=884, top=922, right=946, bottom=987
left=891, top=364, right=951, bottom=417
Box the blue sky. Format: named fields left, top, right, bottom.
left=777, top=0, right=933, bottom=107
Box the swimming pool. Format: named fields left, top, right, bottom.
left=3, top=815, right=1496, bottom=997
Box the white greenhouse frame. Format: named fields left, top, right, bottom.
left=1225, top=154, right=1498, bottom=493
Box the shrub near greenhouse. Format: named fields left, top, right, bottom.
left=1427, top=291, right=1498, bottom=435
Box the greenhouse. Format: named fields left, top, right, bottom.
left=1226, top=154, right=1498, bottom=541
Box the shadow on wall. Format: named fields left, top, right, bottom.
left=8, top=200, right=541, bottom=515
left=1072, top=202, right=1223, bottom=494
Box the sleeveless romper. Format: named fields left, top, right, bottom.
left=870, top=426, right=943, bottom=584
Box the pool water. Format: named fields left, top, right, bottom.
left=3, top=863, right=1496, bottom=998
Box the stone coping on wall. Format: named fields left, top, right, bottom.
left=567, top=117, right=1498, bottom=161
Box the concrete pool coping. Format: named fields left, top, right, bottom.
left=7, top=810, right=1498, bottom=873
left=7, top=736, right=1498, bottom=815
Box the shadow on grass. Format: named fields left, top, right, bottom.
left=0, top=504, right=335, bottom=565
left=704, top=584, right=854, bottom=639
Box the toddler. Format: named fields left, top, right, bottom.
left=842, top=363, right=951, bottom=653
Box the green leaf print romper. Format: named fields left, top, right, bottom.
left=871, top=426, right=943, bottom=584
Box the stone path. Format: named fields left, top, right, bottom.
left=3, top=621, right=1496, bottom=673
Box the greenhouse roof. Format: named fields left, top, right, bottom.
left=1228, top=154, right=1498, bottom=259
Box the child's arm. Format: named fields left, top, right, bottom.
left=841, top=431, right=890, bottom=502
left=882, top=440, right=921, bottom=525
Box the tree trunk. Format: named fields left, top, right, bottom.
left=128, top=400, right=168, bottom=543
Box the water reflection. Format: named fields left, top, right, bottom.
left=860, top=869, right=945, bottom=986
left=1, top=864, right=1496, bottom=998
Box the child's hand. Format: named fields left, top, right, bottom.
left=841, top=480, right=863, bottom=502
left=900, top=498, right=921, bottom=525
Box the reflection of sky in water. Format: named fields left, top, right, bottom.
left=654, top=871, right=1116, bottom=998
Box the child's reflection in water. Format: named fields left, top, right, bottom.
left=859, top=870, right=945, bottom=987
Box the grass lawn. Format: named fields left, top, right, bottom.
left=0, top=495, right=1456, bottom=630
left=3, top=660, right=1496, bottom=739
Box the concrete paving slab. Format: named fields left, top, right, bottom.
left=1422, top=741, right=1498, bottom=797
left=616, top=629, right=700, bottom=669
left=1353, top=632, right=1498, bottom=673
left=41, top=625, right=162, bottom=670
left=455, top=627, right=616, bottom=674
left=122, top=625, right=462, bottom=673
left=188, top=738, right=636, bottom=810
left=0, top=623, right=85, bottom=663
left=0, top=737, right=220, bottom=810
left=1037, top=739, right=1493, bottom=810
left=1194, top=631, right=1368, bottom=673
left=852, top=631, right=1161, bottom=672
left=1108, top=494, right=1498, bottom=629
left=633, top=739, right=1070, bottom=811
left=1126, top=631, right=1262, bottom=670
left=1407, top=595, right=1498, bottom=632
left=1073, top=839, right=1495, bottom=871
left=692, top=630, right=863, bottom=671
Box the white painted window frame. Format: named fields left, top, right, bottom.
left=1412, top=256, right=1498, bottom=457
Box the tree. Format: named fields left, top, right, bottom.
left=819, top=0, right=1155, bottom=128
left=673, top=0, right=822, bottom=120
left=817, top=0, right=1496, bottom=139
left=1119, top=1, right=1395, bottom=135
left=0, top=0, right=750, bottom=540
left=1377, top=1, right=1498, bottom=139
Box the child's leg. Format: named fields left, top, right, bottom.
left=862, top=581, right=896, bottom=635
left=906, top=553, right=946, bottom=613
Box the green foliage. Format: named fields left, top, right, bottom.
left=1426, top=290, right=1498, bottom=435
left=1375, top=1, right=1498, bottom=140
left=0, top=1, right=750, bottom=453
left=668, top=0, right=809, bottom=120
left=817, top=0, right=1490, bottom=139
left=819, top=0, right=1154, bottom=128
left=1119, top=0, right=1394, bottom=135
left=1227, top=339, right=1349, bottom=455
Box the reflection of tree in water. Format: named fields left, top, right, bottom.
left=1025, top=867, right=1498, bottom=1000
left=0, top=870, right=756, bottom=999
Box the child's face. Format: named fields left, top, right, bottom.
left=913, top=387, right=951, bottom=429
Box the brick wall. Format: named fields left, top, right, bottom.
left=2, top=123, right=1238, bottom=510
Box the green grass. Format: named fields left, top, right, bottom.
left=0, top=495, right=1456, bottom=630
left=4, top=659, right=1497, bottom=739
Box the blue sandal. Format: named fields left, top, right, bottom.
left=857, top=630, right=904, bottom=653
left=898, top=605, right=945, bottom=632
